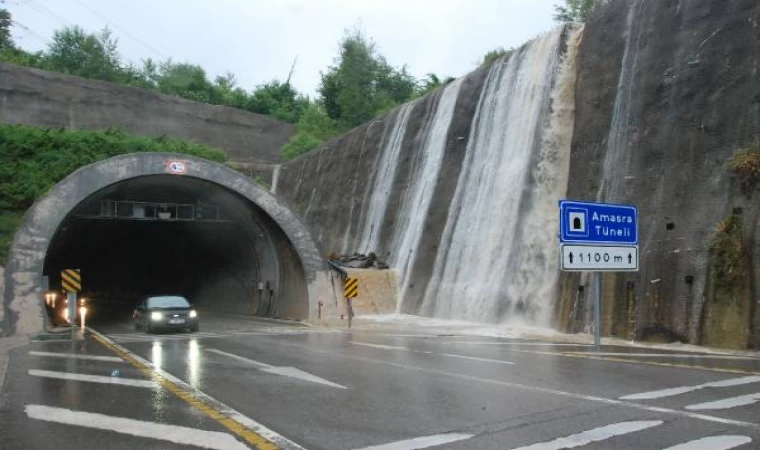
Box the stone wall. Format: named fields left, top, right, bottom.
left=0, top=63, right=294, bottom=163
left=557, top=0, right=760, bottom=348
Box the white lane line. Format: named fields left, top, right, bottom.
left=686, top=393, right=760, bottom=411
left=28, top=369, right=155, bottom=388
left=509, top=420, right=663, bottom=450
left=29, top=351, right=124, bottom=362
left=92, top=329, right=306, bottom=449
left=206, top=348, right=273, bottom=368
left=620, top=376, right=760, bottom=400
left=444, top=342, right=593, bottom=347
left=662, top=435, right=752, bottom=450
left=351, top=342, right=404, bottom=351
left=25, top=404, right=248, bottom=450
left=350, top=342, right=515, bottom=365
left=354, top=432, right=475, bottom=450
left=273, top=340, right=760, bottom=431
left=565, top=352, right=759, bottom=360
left=207, top=348, right=347, bottom=389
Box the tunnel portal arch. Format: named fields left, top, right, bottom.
left=2, top=152, right=329, bottom=336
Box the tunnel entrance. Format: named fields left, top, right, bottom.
left=2, top=153, right=328, bottom=337
left=43, top=175, right=302, bottom=328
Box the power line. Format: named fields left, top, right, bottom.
left=73, top=0, right=166, bottom=59
left=10, top=18, right=49, bottom=45
left=25, top=0, right=70, bottom=26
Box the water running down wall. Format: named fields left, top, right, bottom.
left=331, top=26, right=582, bottom=325
left=421, top=27, right=582, bottom=325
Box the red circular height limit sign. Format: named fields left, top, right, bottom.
left=166, top=160, right=188, bottom=174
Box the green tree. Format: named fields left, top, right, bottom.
left=0, top=9, right=13, bottom=50
left=553, top=0, right=603, bottom=22
left=319, top=28, right=418, bottom=129
left=415, top=73, right=456, bottom=97
left=45, top=26, right=125, bottom=81
left=248, top=80, right=308, bottom=123
left=281, top=103, right=339, bottom=160
left=155, top=60, right=215, bottom=103
left=480, top=47, right=515, bottom=67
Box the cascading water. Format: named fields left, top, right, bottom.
left=599, top=0, right=644, bottom=203
left=419, top=26, right=583, bottom=325
left=389, top=79, right=464, bottom=311
left=357, top=102, right=416, bottom=254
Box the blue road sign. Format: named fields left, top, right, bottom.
left=559, top=200, right=638, bottom=244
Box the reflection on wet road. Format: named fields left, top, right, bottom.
left=2, top=313, right=760, bottom=449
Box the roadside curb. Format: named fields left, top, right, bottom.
left=0, top=336, right=30, bottom=394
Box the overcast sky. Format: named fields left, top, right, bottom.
left=4, top=0, right=560, bottom=96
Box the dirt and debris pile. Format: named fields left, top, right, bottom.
left=327, top=252, right=389, bottom=269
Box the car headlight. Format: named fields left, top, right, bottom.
left=151, top=312, right=163, bottom=321
left=189, top=310, right=197, bottom=318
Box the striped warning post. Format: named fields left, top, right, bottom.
left=344, top=277, right=359, bottom=298
left=61, top=269, right=81, bottom=293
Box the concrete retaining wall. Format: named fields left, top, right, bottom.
left=0, top=63, right=295, bottom=163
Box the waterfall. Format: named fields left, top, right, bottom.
left=357, top=102, right=416, bottom=254
left=599, top=0, right=644, bottom=202
left=389, top=79, right=464, bottom=311
left=419, top=26, right=582, bottom=325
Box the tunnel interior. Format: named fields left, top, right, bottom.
left=42, top=175, right=308, bottom=327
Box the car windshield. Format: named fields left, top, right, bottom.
left=147, top=296, right=189, bottom=308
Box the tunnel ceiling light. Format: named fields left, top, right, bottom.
left=151, top=312, right=163, bottom=321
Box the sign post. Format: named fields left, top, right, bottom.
left=559, top=200, right=639, bottom=349
left=344, top=277, right=358, bottom=329
left=61, top=269, right=81, bottom=340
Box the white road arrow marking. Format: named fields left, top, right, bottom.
left=509, top=420, right=662, bottom=450
left=26, top=404, right=248, bottom=450
left=207, top=348, right=346, bottom=389
left=620, top=376, right=760, bottom=400
left=354, top=432, right=475, bottom=450
left=29, top=351, right=124, bottom=362
left=686, top=393, right=760, bottom=411
left=29, top=369, right=155, bottom=388
left=662, top=435, right=752, bottom=450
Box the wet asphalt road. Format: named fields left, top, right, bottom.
left=2, top=313, right=760, bottom=449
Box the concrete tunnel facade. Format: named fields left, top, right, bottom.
left=1, top=152, right=333, bottom=337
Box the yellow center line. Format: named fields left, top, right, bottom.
left=91, top=333, right=279, bottom=450
left=512, top=348, right=760, bottom=376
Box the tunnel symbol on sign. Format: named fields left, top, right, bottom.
left=167, top=160, right=188, bottom=174
left=568, top=211, right=587, bottom=234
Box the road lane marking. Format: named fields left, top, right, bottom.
left=28, top=351, right=124, bottom=362
left=28, top=369, right=155, bottom=388
left=685, top=393, right=760, bottom=411
left=272, top=341, right=760, bottom=431
left=662, top=435, right=752, bottom=450
left=91, top=329, right=305, bottom=450
left=25, top=404, right=249, bottom=450
left=351, top=342, right=402, bottom=351
left=440, top=342, right=593, bottom=347
left=515, top=349, right=760, bottom=377
left=565, top=352, right=760, bottom=360
left=619, top=376, right=760, bottom=400
left=509, top=420, right=662, bottom=450
left=353, top=432, right=475, bottom=450
left=207, top=348, right=347, bottom=389
left=207, top=348, right=274, bottom=368
left=350, top=342, right=515, bottom=365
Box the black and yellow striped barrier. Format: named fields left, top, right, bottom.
left=61, top=268, right=81, bottom=293
left=344, top=277, right=359, bottom=298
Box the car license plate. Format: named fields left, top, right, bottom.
left=168, top=318, right=185, bottom=324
